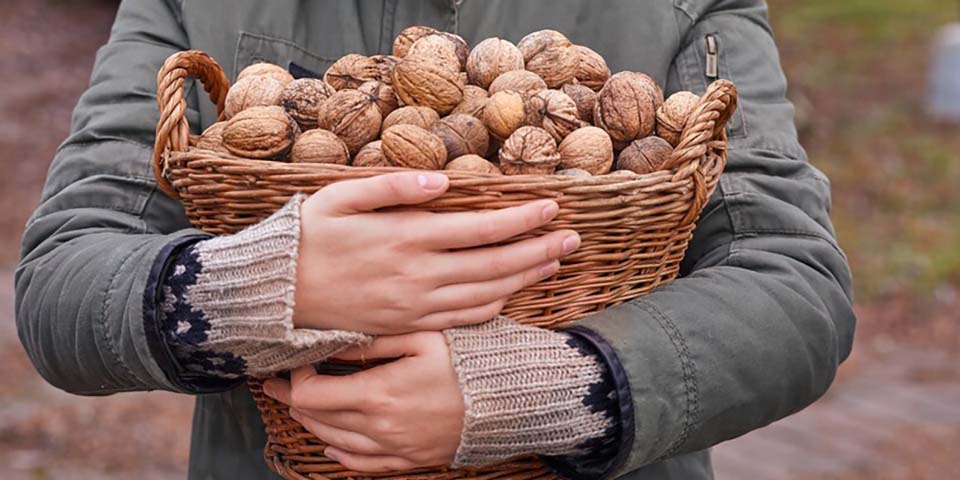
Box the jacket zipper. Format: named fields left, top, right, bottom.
left=705, top=34, right=719, bottom=79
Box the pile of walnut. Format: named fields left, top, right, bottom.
left=200, top=26, right=704, bottom=177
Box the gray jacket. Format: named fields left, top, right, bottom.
left=15, top=0, right=855, bottom=478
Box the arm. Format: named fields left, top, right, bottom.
left=564, top=0, right=856, bottom=476
left=14, top=0, right=211, bottom=395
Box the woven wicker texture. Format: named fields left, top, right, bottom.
left=154, top=50, right=737, bottom=480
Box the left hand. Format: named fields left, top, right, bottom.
left=262, top=332, right=465, bottom=472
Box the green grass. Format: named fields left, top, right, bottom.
left=768, top=0, right=960, bottom=300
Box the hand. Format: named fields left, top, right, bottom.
left=263, top=332, right=463, bottom=472
left=294, top=171, right=580, bottom=334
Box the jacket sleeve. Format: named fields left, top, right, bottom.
left=14, top=0, right=214, bottom=395
left=569, top=1, right=856, bottom=476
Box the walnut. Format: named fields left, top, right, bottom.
left=236, top=62, right=294, bottom=85
left=451, top=96, right=487, bottom=119
left=407, top=34, right=462, bottom=71
left=352, top=140, right=391, bottom=167
left=323, top=54, right=380, bottom=90
left=224, top=75, right=284, bottom=119
left=431, top=114, right=490, bottom=161
left=463, top=85, right=489, bottom=101
left=573, top=46, right=610, bottom=91
left=488, top=70, right=547, bottom=97
left=370, top=55, right=402, bottom=85
left=381, top=124, right=448, bottom=169
left=291, top=129, right=350, bottom=164
left=316, top=89, right=382, bottom=155
left=481, top=90, right=526, bottom=141
left=466, top=38, right=525, bottom=89
left=392, top=55, right=465, bottom=114
left=437, top=32, right=470, bottom=69
left=615, top=136, right=674, bottom=174
left=382, top=105, right=440, bottom=132
left=196, top=121, right=230, bottom=154
left=656, top=91, right=700, bottom=147
left=535, top=89, right=585, bottom=143
left=561, top=83, right=597, bottom=124
left=521, top=94, right=547, bottom=128
left=557, top=126, right=614, bottom=175
left=280, top=78, right=336, bottom=130
left=499, top=126, right=560, bottom=175
left=445, top=154, right=503, bottom=175
left=593, top=71, right=663, bottom=143
left=358, top=80, right=400, bottom=117
left=222, top=106, right=299, bottom=159
left=516, top=30, right=578, bottom=88
left=557, top=168, right=592, bottom=177
left=393, top=25, right=439, bottom=58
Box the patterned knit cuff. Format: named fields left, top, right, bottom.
left=444, top=317, right=616, bottom=467
left=160, top=194, right=370, bottom=378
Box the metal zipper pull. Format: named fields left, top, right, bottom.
left=705, top=34, right=719, bottom=79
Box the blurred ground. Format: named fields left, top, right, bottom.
left=0, top=0, right=957, bottom=478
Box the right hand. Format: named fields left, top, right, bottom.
left=293, top=171, right=580, bottom=335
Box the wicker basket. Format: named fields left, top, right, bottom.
left=153, top=50, right=737, bottom=480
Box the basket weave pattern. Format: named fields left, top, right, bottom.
left=154, top=50, right=737, bottom=480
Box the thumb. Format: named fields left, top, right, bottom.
left=314, top=171, right=448, bottom=214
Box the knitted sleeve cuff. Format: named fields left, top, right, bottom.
left=160, top=194, right=370, bottom=378
left=444, top=317, right=617, bottom=468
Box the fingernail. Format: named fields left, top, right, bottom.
left=539, top=261, right=559, bottom=278
left=541, top=201, right=559, bottom=221
left=562, top=234, right=580, bottom=254
left=417, top=173, right=447, bottom=191
left=324, top=447, right=341, bottom=461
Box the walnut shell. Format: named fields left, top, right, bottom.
left=558, top=126, right=614, bottom=175
left=573, top=46, right=610, bottom=91
left=392, top=55, right=465, bottom=114
left=561, top=83, right=598, bottom=124
left=445, top=154, right=503, bottom=175
left=358, top=80, right=400, bottom=117
left=488, top=70, right=548, bottom=97
left=431, top=114, right=490, bottom=161
left=437, top=32, right=470, bottom=69
left=408, top=34, right=465, bottom=71
left=466, top=38, right=525, bottom=89
left=594, top=71, right=663, bottom=143
left=656, top=91, right=700, bottom=147
left=237, top=62, right=294, bottom=85
left=393, top=25, right=439, bottom=58
left=353, top=140, right=391, bottom=167
left=482, top=90, right=526, bottom=141
left=291, top=129, right=350, bottom=164
left=382, top=105, right=440, bottom=132
left=196, top=121, right=230, bottom=154
left=316, top=89, right=382, bottom=155
left=535, top=89, right=585, bottom=143
left=370, top=55, right=402, bottom=85
left=463, top=85, right=489, bottom=101
left=557, top=168, right=592, bottom=177
left=222, top=106, right=299, bottom=159
left=381, top=124, right=448, bottom=169
left=451, top=96, right=487, bottom=119
left=280, top=78, right=336, bottom=130
left=616, top=136, right=674, bottom=174
left=224, top=75, right=285, bottom=119
left=516, top=30, right=578, bottom=88
left=499, top=126, right=560, bottom=175
left=324, top=54, right=380, bottom=90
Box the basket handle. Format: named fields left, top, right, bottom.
left=663, top=79, right=739, bottom=226
left=153, top=50, right=231, bottom=198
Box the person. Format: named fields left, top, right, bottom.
left=14, top=1, right=856, bottom=479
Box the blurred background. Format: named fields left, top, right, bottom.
left=1, top=0, right=957, bottom=478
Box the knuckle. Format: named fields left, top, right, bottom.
left=289, top=388, right=308, bottom=409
